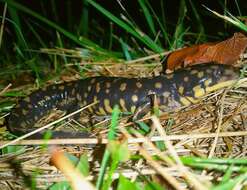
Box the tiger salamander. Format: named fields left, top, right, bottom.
left=8, top=64, right=239, bottom=137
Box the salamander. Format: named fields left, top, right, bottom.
left=7, top=64, right=239, bottom=137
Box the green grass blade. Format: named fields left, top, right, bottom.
left=50, top=0, right=58, bottom=22
left=7, top=0, right=24, bottom=48
left=204, top=5, right=247, bottom=32
left=145, top=0, right=171, bottom=47
left=182, top=156, right=247, bottom=165
left=3, top=15, right=31, bottom=59
left=1, top=13, right=30, bottom=58
left=212, top=173, right=247, bottom=190
left=234, top=0, right=242, bottom=16
left=172, top=0, right=187, bottom=48
left=2, top=0, right=113, bottom=55
left=66, top=1, right=72, bottom=31
left=138, top=0, right=156, bottom=37
left=188, top=0, right=206, bottom=43
left=119, top=38, right=132, bottom=61
left=56, top=31, right=68, bottom=65
left=96, top=106, right=120, bottom=190
left=96, top=150, right=110, bottom=190
left=78, top=0, right=89, bottom=36
left=26, top=21, right=47, bottom=49
left=220, top=165, right=234, bottom=185
left=86, top=0, right=163, bottom=53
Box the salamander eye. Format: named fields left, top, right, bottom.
left=214, top=69, right=224, bottom=81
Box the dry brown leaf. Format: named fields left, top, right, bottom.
left=164, top=32, right=247, bottom=72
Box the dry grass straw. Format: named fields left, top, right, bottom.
left=0, top=51, right=246, bottom=188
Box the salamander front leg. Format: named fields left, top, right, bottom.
left=132, top=93, right=158, bottom=121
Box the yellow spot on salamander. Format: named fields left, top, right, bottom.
left=155, top=82, right=162, bottom=89
left=90, top=78, right=96, bottom=84
left=93, top=96, right=98, bottom=102
left=59, top=85, right=65, bottom=90
left=185, top=96, right=198, bottom=104
left=96, top=83, right=101, bottom=93
left=99, top=107, right=107, bottom=115
left=166, top=74, right=173, bottom=79
left=131, top=95, right=138, bottom=103
left=179, top=97, right=191, bottom=106
left=190, top=69, right=198, bottom=75
left=120, top=98, right=128, bottom=112
left=104, top=99, right=113, bottom=113
left=184, top=76, right=189, bottom=82
left=178, top=86, right=184, bottom=94
left=87, top=106, right=94, bottom=113
left=131, top=105, right=136, bottom=113
left=24, top=97, right=31, bottom=102
left=22, top=109, right=28, bottom=115
left=27, top=104, right=33, bottom=109
left=84, top=92, right=88, bottom=98
left=193, top=85, right=205, bottom=98
left=106, top=82, right=111, bottom=88
left=197, top=71, right=204, bottom=78
left=120, top=83, right=127, bottom=91
left=87, top=85, right=92, bottom=91
left=71, top=88, right=76, bottom=96
left=105, top=89, right=110, bottom=94
left=44, top=96, right=51, bottom=101
left=136, top=82, right=142, bottom=88
left=76, top=93, right=82, bottom=101
left=162, top=91, right=171, bottom=97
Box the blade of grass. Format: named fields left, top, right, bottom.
left=2, top=0, right=114, bottom=55
left=56, top=31, right=68, bottom=65
left=50, top=0, right=58, bottom=22
left=220, top=165, right=234, bottom=185
left=66, top=1, right=72, bottom=31
left=183, top=162, right=247, bottom=173
left=204, top=5, right=247, bottom=32
left=172, top=0, right=187, bottom=48
left=138, top=0, right=156, bottom=37
left=78, top=0, right=89, bottom=36
left=212, top=173, right=247, bottom=190
left=26, top=21, right=47, bottom=50
left=234, top=0, right=242, bottom=16
left=7, top=0, right=25, bottom=48
left=86, top=0, right=163, bottom=53
left=1, top=11, right=30, bottom=59
left=188, top=0, right=206, bottom=43
left=0, top=2, right=7, bottom=47
left=96, top=106, right=120, bottom=190
left=181, top=156, right=247, bottom=165
left=119, top=38, right=132, bottom=61
left=144, top=0, right=171, bottom=47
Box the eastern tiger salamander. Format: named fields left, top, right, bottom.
left=8, top=64, right=239, bottom=137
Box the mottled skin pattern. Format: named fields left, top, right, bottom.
left=8, top=64, right=239, bottom=137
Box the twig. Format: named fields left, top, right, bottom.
left=0, top=83, right=12, bottom=96
left=0, top=3, right=7, bottom=48
left=125, top=50, right=171, bottom=64
left=1, top=130, right=247, bottom=146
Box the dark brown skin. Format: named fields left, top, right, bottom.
left=8, top=64, right=239, bottom=137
